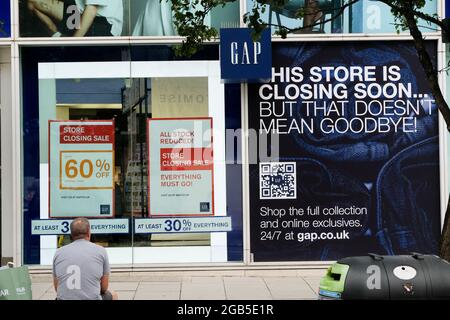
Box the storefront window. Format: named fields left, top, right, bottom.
left=0, top=0, right=11, bottom=38
left=22, top=45, right=243, bottom=265
left=246, top=0, right=438, bottom=34
left=18, top=0, right=240, bottom=37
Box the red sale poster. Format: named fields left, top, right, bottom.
left=147, top=118, right=214, bottom=217
left=48, top=120, right=115, bottom=218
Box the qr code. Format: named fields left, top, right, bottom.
left=260, top=162, right=297, bottom=199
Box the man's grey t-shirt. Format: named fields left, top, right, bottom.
left=53, top=239, right=110, bottom=300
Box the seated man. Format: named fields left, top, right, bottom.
left=26, top=0, right=123, bottom=37
left=53, top=217, right=118, bottom=300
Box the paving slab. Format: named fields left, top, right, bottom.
left=303, top=277, right=322, bottom=295
left=39, top=293, right=57, bottom=300
left=30, top=274, right=53, bottom=283
left=46, top=286, right=56, bottom=293
left=134, top=282, right=181, bottom=300
left=186, top=276, right=225, bottom=284
left=264, top=277, right=316, bottom=300
left=31, top=283, right=52, bottom=300
left=137, top=281, right=182, bottom=289
left=181, top=280, right=226, bottom=300
left=109, top=282, right=139, bottom=291
left=297, top=269, right=328, bottom=278
left=223, top=277, right=272, bottom=300
left=29, top=269, right=331, bottom=300
left=134, top=291, right=180, bottom=300
left=111, top=275, right=185, bottom=282
left=116, top=291, right=135, bottom=300
left=244, top=269, right=299, bottom=277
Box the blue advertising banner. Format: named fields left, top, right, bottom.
left=220, top=28, right=271, bottom=82
left=0, top=0, right=10, bottom=37
left=248, top=42, right=441, bottom=262
left=135, top=217, right=232, bottom=234
left=31, top=219, right=129, bottom=235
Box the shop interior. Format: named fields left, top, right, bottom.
left=47, top=76, right=211, bottom=249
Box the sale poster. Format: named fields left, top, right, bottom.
left=147, top=118, right=214, bottom=216
left=49, top=121, right=115, bottom=218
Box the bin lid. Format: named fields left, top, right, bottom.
left=319, top=263, right=349, bottom=295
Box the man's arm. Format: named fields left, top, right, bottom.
left=53, top=276, right=58, bottom=292
left=52, top=253, right=58, bottom=292
left=101, top=246, right=111, bottom=294
left=33, top=9, right=59, bottom=35
left=100, top=274, right=109, bottom=294
left=72, top=5, right=97, bottom=37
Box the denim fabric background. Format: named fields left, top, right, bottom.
left=248, top=42, right=441, bottom=262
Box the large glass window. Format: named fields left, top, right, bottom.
left=19, top=0, right=240, bottom=37
left=246, top=0, right=438, bottom=34
left=22, top=45, right=243, bottom=266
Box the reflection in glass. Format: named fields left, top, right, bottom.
left=247, top=0, right=437, bottom=34
left=18, top=0, right=240, bottom=37
left=20, top=0, right=123, bottom=37
left=130, top=0, right=240, bottom=36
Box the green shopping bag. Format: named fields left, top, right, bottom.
left=0, top=265, right=32, bottom=300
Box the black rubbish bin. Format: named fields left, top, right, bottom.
left=319, top=253, right=450, bottom=300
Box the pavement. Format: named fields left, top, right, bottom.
left=30, top=269, right=327, bottom=300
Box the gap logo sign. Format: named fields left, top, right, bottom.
left=220, top=28, right=272, bottom=83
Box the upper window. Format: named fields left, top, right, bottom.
left=0, top=0, right=11, bottom=38
left=17, top=0, right=440, bottom=38
left=246, top=0, right=438, bottom=34
left=19, top=0, right=240, bottom=37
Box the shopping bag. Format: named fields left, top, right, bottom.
left=0, top=265, right=32, bottom=300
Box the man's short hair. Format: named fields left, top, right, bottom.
left=70, top=218, right=90, bottom=240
